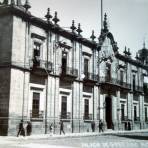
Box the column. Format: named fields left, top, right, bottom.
left=93, top=86, right=99, bottom=121
left=112, top=95, right=117, bottom=129
left=116, top=90, right=121, bottom=130
left=139, top=94, right=144, bottom=129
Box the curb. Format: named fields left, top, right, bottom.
left=1, top=129, right=148, bottom=140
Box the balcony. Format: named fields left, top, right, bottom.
left=60, top=112, right=71, bottom=121
left=134, top=117, right=140, bottom=122
left=121, top=116, right=128, bottom=121
left=30, top=58, right=52, bottom=76
left=83, top=114, right=93, bottom=121
left=60, top=66, right=78, bottom=81
left=118, top=81, right=131, bottom=89
left=83, top=72, right=99, bottom=85
left=30, top=110, right=44, bottom=121
left=133, top=85, right=143, bottom=93
left=99, top=76, right=131, bottom=90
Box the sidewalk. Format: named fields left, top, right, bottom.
left=1, top=129, right=148, bottom=140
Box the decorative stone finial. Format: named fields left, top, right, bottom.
left=127, top=48, right=131, bottom=56
left=143, top=41, right=146, bottom=49
left=45, top=8, right=52, bottom=23
left=135, top=52, right=139, bottom=60
left=76, top=23, right=82, bottom=35
left=70, top=20, right=76, bottom=33
left=52, top=11, right=60, bottom=25
left=90, top=30, right=96, bottom=41
left=103, top=13, right=108, bottom=32
left=24, top=0, right=31, bottom=11
left=123, top=46, right=128, bottom=55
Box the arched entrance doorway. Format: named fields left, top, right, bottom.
left=105, top=96, right=112, bottom=129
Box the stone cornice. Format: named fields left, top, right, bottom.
left=0, top=5, right=97, bottom=49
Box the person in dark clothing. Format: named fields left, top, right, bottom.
left=59, top=120, right=65, bottom=135
left=49, top=123, right=53, bottom=135
left=99, top=120, right=104, bottom=132
left=26, top=121, right=32, bottom=136
left=128, top=121, right=131, bottom=130
left=111, top=122, right=114, bottom=130
left=91, top=121, right=95, bottom=132
left=17, top=120, right=25, bottom=137
left=125, top=122, right=128, bottom=130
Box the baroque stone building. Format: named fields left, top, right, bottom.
left=0, top=0, right=148, bottom=136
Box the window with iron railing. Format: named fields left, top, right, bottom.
left=134, top=106, right=137, bottom=121
left=84, top=99, right=89, bottom=119
left=62, top=52, right=67, bottom=74
left=120, top=70, right=124, bottom=85
left=105, top=63, right=111, bottom=82
left=133, top=75, right=136, bottom=91
left=145, top=107, right=148, bottom=122
left=121, top=104, right=125, bottom=121
left=33, top=42, right=41, bottom=66
left=61, top=96, right=67, bottom=119
left=84, top=58, right=89, bottom=75
left=32, top=92, right=40, bottom=118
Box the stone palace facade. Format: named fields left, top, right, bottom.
left=0, top=0, right=148, bottom=136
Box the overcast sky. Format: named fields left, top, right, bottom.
left=27, top=0, right=148, bottom=57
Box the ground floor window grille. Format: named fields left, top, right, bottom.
left=61, top=96, right=67, bottom=119
left=84, top=99, right=89, bottom=120
left=121, top=104, right=125, bottom=121
left=32, top=92, right=40, bottom=118
left=134, top=106, right=137, bottom=121
left=145, top=107, right=148, bottom=121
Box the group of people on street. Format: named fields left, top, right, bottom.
left=49, top=120, right=65, bottom=135
left=17, top=119, right=105, bottom=137
left=17, top=120, right=32, bottom=137
left=91, top=120, right=104, bottom=132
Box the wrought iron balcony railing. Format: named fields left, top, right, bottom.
left=118, top=81, right=131, bottom=89
left=60, top=112, right=71, bottom=119
left=83, top=114, right=93, bottom=120
left=84, top=72, right=99, bottom=82
left=30, top=58, right=52, bottom=72
left=121, top=116, right=128, bottom=121
left=30, top=110, right=44, bottom=120
left=99, top=76, right=131, bottom=89
left=133, top=85, right=143, bottom=92
left=134, top=117, right=140, bottom=122
left=61, top=66, right=78, bottom=77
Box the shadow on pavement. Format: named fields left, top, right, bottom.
left=114, top=134, right=148, bottom=140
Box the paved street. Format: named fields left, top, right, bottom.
left=0, top=131, right=148, bottom=148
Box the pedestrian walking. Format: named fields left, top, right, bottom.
left=99, top=120, right=104, bottom=132
left=91, top=121, right=95, bottom=132
left=59, top=120, right=65, bottom=135
left=49, top=123, right=53, bottom=135
left=26, top=121, right=32, bottom=136
left=17, top=120, right=25, bottom=137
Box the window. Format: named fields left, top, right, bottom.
left=121, top=104, right=125, bottom=121
left=33, top=42, right=41, bottom=66
left=106, top=63, right=111, bottom=81
left=133, top=75, right=136, bottom=91
left=120, top=71, right=124, bottom=84
left=84, top=99, right=89, bottom=119
left=62, top=52, right=67, bottom=73
left=61, top=96, right=67, bottom=119
left=134, top=106, right=137, bottom=121
left=145, top=107, right=148, bottom=121
left=84, top=58, right=89, bottom=74
left=32, top=92, right=40, bottom=118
